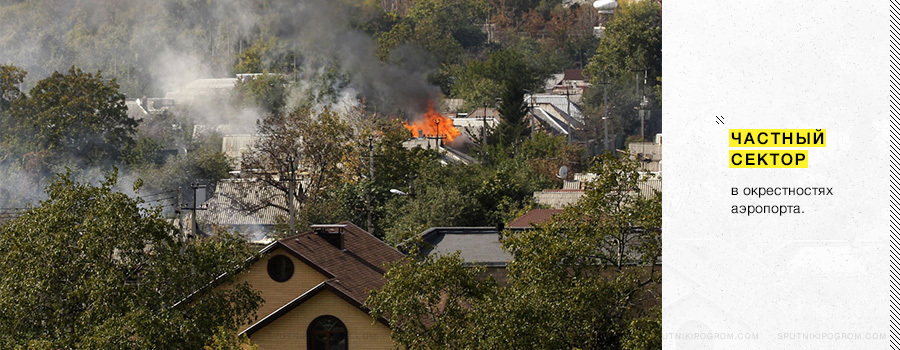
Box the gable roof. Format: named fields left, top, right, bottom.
left=241, top=222, right=404, bottom=334
left=276, top=223, right=404, bottom=301
left=508, top=209, right=563, bottom=228
left=240, top=280, right=389, bottom=336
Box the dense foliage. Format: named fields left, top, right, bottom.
left=583, top=0, right=662, bottom=142
left=0, top=0, right=663, bottom=346
left=368, top=154, right=661, bottom=350
left=0, top=66, right=136, bottom=168
left=0, top=171, right=262, bottom=348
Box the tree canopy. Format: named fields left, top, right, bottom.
left=368, top=153, right=661, bottom=350
left=0, top=171, right=262, bottom=348
left=583, top=0, right=662, bottom=142
left=1, top=66, right=137, bottom=168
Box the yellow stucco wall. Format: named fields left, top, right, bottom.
left=232, top=248, right=328, bottom=332
left=248, top=289, right=394, bottom=350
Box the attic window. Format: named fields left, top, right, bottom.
left=308, top=315, right=348, bottom=350
left=267, top=254, right=294, bottom=282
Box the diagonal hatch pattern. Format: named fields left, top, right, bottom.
left=891, top=1, right=900, bottom=348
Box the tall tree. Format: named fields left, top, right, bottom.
left=470, top=49, right=543, bottom=149
left=0, top=64, right=26, bottom=112
left=367, top=253, right=496, bottom=349
left=0, top=171, right=262, bottom=348
left=230, top=106, right=356, bottom=235
left=235, top=72, right=288, bottom=115
left=0, top=64, right=28, bottom=163
left=5, top=67, right=137, bottom=166
left=369, top=153, right=661, bottom=349
left=583, top=0, right=661, bottom=142
left=585, top=0, right=661, bottom=84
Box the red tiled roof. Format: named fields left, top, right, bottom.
left=563, top=69, right=585, bottom=81
left=508, top=209, right=563, bottom=228
left=276, top=222, right=405, bottom=305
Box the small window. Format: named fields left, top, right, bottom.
left=266, top=254, right=294, bottom=282
left=307, top=315, right=347, bottom=350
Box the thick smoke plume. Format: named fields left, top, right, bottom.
left=0, top=0, right=440, bottom=119
left=0, top=0, right=444, bottom=207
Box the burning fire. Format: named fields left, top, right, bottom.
left=403, top=102, right=461, bottom=143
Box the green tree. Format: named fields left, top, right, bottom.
left=0, top=64, right=28, bottom=163
left=0, top=171, right=262, bottom=348
left=370, top=154, right=661, bottom=349
left=132, top=133, right=232, bottom=195
left=0, top=64, right=26, bottom=112
left=474, top=49, right=544, bottom=149
left=376, top=0, right=489, bottom=63
left=584, top=0, right=660, bottom=84
left=583, top=0, right=661, bottom=142
left=367, top=253, right=496, bottom=349
left=5, top=67, right=138, bottom=166
left=493, top=154, right=661, bottom=349
left=234, top=38, right=275, bottom=74
left=204, top=326, right=259, bottom=350
left=235, top=73, right=288, bottom=115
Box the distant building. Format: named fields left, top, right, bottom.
left=533, top=189, right=586, bottom=209
left=507, top=209, right=563, bottom=229
left=165, top=78, right=238, bottom=104
left=547, top=69, right=591, bottom=95
left=452, top=115, right=499, bottom=144
left=417, top=211, right=564, bottom=283
left=626, top=133, right=663, bottom=173
left=442, top=98, right=466, bottom=114
left=402, top=138, right=477, bottom=165
left=221, top=134, right=261, bottom=170
left=129, top=97, right=176, bottom=116
left=526, top=93, right=585, bottom=138
left=534, top=169, right=660, bottom=208
left=197, top=179, right=306, bottom=244
left=419, top=226, right=525, bottom=283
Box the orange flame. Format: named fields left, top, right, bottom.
left=403, top=101, right=461, bottom=143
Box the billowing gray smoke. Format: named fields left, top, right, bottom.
left=0, top=0, right=440, bottom=117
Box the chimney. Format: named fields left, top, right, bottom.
left=310, top=224, right=347, bottom=250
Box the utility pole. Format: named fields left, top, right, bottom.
left=529, top=93, right=534, bottom=139
left=434, top=118, right=442, bottom=149
left=175, top=188, right=183, bottom=235
left=482, top=102, right=487, bottom=147
left=633, top=68, right=650, bottom=141
left=185, top=183, right=207, bottom=238
left=565, top=80, right=572, bottom=144
left=366, top=136, right=374, bottom=234
left=287, top=156, right=296, bottom=235
left=604, top=88, right=610, bottom=152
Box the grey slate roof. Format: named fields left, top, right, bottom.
left=528, top=93, right=584, bottom=123
left=419, top=227, right=523, bottom=266
left=198, top=180, right=295, bottom=226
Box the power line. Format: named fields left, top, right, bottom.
left=143, top=196, right=177, bottom=203
left=137, top=189, right=177, bottom=199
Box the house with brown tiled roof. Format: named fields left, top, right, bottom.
left=507, top=209, right=563, bottom=229
left=227, top=222, right=404, bottom=349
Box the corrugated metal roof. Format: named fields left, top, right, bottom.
left=529, top=94, right=584, bottom=123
